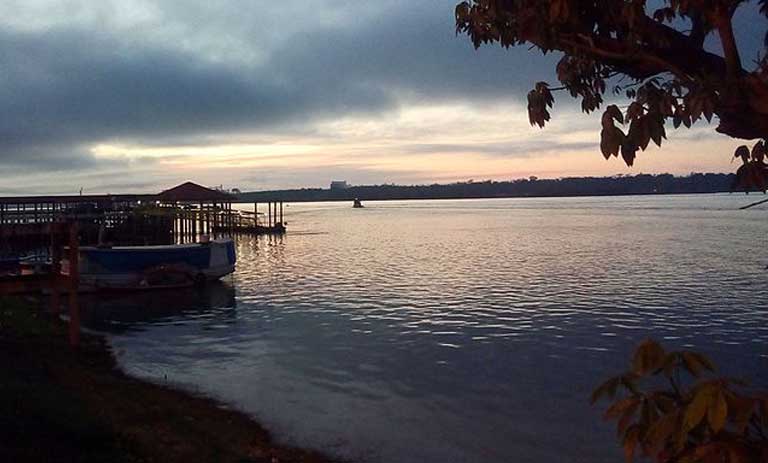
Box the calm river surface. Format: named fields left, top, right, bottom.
left=83, top=194, right=768, bottom=463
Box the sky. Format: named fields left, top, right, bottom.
left=0, top=0, right=764, bottom=195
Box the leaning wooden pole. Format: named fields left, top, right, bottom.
left=49, top=224, right=61, bottom=314
left=739, top=196, right=768, bottom=210
left=67, top=222, right=80, bottom=348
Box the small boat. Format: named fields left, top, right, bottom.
left=353, top=198, right=364, bottom=208
left=63, top=239, right=236, bottom=291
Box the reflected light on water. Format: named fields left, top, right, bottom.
left=91, top=194, right=768, bottom=463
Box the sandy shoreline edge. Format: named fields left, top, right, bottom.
left=0, top=297, right=339, bottom=463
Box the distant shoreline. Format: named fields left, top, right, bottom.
left=236, top=173, right=750, bottom=203
left=235, top=189, right=752, bottom=204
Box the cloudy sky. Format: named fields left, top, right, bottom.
left=0, top=0, right=764, bottom=194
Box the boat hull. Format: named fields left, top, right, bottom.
left=64, top=240, right=236, bottom=291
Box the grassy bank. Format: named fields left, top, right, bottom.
left=0, top=297, right=335, bottom=463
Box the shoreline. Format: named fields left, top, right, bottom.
left=0, top=296, right=337, bottom=463
left=234, top=189, right=746, bottom=204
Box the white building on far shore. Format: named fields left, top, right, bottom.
left=330, top=180, right=349, bottom=190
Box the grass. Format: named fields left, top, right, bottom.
left=0, top=297, right=336, bottom=463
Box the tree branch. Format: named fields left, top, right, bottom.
left=714, top=8, right=743, bottom=82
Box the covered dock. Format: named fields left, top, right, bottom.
left=0, top=181, right=285, bottom=249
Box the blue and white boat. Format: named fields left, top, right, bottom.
left=64, top=239, right=236, bottom=291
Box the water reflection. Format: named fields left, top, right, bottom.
left=106, top=195, right=768, bottom=463
left=80, top=282, right=237, bottom=333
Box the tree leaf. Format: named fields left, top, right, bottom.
left=661, top=352, right=680, bottom=379
left=681, top=351, right=714, bottom=377
left=735, top=145, right=750, bottom=164
left=604, top=105, right=624, bottom=125
left=649, top=118, right=664, bottom=147
left=707, top=390, right=727, bottom=433
left=632, top=339, right=665, bottom=376
left=645, top=411, right=679, bottom=453
left=617, top=400, right=640, bottom=436
left=591, top=376, right=621, bottom=404
left=623, top=425, right=640, bottom=463
left=621, top=141, right=637, bottom=166
left=725, top=393, right=754, bottom=433
left=684, top=387, right=712, bottom=431
left=752, top=140, right=766, bottom=163
left=605, top=397, right=641, bottom=420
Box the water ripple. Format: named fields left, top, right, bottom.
left=88, top=195, right=768, bottom=463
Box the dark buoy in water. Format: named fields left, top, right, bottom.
left=353, top=198, right=364, bottom=208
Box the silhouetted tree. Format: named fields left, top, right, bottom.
left=455, top=1, right=768, bottom=189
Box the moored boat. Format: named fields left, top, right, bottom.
left=63, top=239, right=236, bottom=291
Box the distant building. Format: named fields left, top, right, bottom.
left=330, top=180, right=349, bottom=190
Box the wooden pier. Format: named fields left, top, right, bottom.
left=213, top=201, right=286, bottom=235
left=0, top=181, right=288, bottom=348
left=0, top=181, right=286, bottom=248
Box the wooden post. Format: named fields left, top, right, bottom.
left=212, top=202, right=217, bottom=234
left=67, top=223, right=80, bottom=348
left=254, top=202, right=258, bottom=227
left=197, top=205, right=202, bottom=236
left=280, top=201, right=284, bottom=225
left=183, top=209, right=188, bottom=243
left=230, top=203, right=234, bottom=232
left=208, top=204, right=212, bottom=234
left=49, top=225, right=61, bottom=314
left=227, top=203, right=232, bottom=233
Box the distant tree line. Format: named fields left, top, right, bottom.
left=237, top=173, right=753, bottom=203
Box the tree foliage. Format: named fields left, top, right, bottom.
left=455, top=1, right=768, bottom=188
left=592, top=340, right=768, bottom=463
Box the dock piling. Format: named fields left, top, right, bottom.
left=67, top=223, right=80, bottom=348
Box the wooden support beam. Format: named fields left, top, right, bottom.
left=67, top=223, right=80, bottom=348
left=49, top=228, right=61, bottom=314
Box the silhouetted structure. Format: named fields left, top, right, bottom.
left=238, top=173, right=745, bottom=203
left=0, top=182, right=285, bottom=251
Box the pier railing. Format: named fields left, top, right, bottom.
left=0, top=199, right=287, bottom=246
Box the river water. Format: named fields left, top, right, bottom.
left=82, top=194, right=768, bottom=463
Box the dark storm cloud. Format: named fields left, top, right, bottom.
left=0, top=0, right=763, bottom=171
left=268, top=2, right=558, bottom=101
left=0, top=28, right=286, bottom=147
left=0, top=2, right=558, bottom=168
left=0, top=27, right=396, bottom=169
left=0, top=139, right=118, bottom=171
